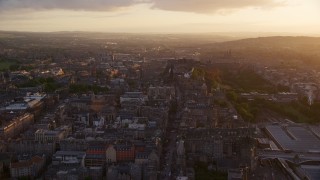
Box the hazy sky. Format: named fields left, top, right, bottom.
left=0, top=0, right=319, bottom=34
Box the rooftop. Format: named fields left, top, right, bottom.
left=265, top=125, right=320, bottom=153
left=301, top=165, right=320, bottom=180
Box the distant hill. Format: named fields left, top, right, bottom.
left=218, top=36, right=320, bottom=48
left=200, top=36, right=320, bottom=66
left=1, top=31, right=320, bottom=67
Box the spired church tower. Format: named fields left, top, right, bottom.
left=167, top=62, right=175, bottom=83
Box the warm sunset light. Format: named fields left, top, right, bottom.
left=0, top=0, right=319, bottom=34
left=1, top=1, right=320, bottom=180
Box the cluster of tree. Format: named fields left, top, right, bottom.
left=69, top=84, right=108, bottom=94
left=9, top=64, right=33, bottom=71
left=195, top=66, right=275, bottom=94
left=260, top=99, right=320, bottom=124
left=194, top=162, right=227, bottom=180
left=214, top=99, right=228, bottom=108
left=205, top=69, right=221, bottom=90
left=191, top=67, right=206, bottom=80
left=226, top=91, right=258, bottom=123
left=222, top=68, right=275, bottom=93
left=0, top=59, right=17, bottom=71
left=227, top=91, right=320, bottom=124
left=0, top=59, right=33, bottom=72
left=19, top=77, right=60, bottom=93
left=192, top=67, right=221, bottom=90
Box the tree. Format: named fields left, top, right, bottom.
left=9, top=64, right=20, bottom=71
left=226, top=91, right=238, bottom=102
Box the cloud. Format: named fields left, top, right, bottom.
left=0, top=0, right=283, bottom=13
left=150, top=0, right=282, bottom=13
left=0, top=0, right=139, bottom=11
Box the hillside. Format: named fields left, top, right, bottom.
left=201, top=36, right=320, bottom=66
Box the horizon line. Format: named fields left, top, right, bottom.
left=1, top=30, right=320, bottom=37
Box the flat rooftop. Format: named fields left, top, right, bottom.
left=301, top=165, right=320, bottom=180
left=265, top=125, right=320, bottom=153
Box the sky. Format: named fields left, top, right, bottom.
left=0, top=0, right=319, bottom=35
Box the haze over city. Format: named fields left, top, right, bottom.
left=1, top=0, right=320, bottom=180
left=0, top=0, right=320, bottom=34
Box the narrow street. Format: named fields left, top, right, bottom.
left=160, top=70, right=181, bottom=179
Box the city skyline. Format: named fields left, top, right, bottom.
left=0, top=0, right=319, bottom=35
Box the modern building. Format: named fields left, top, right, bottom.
left=265, top=124, right=320, bottom=153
